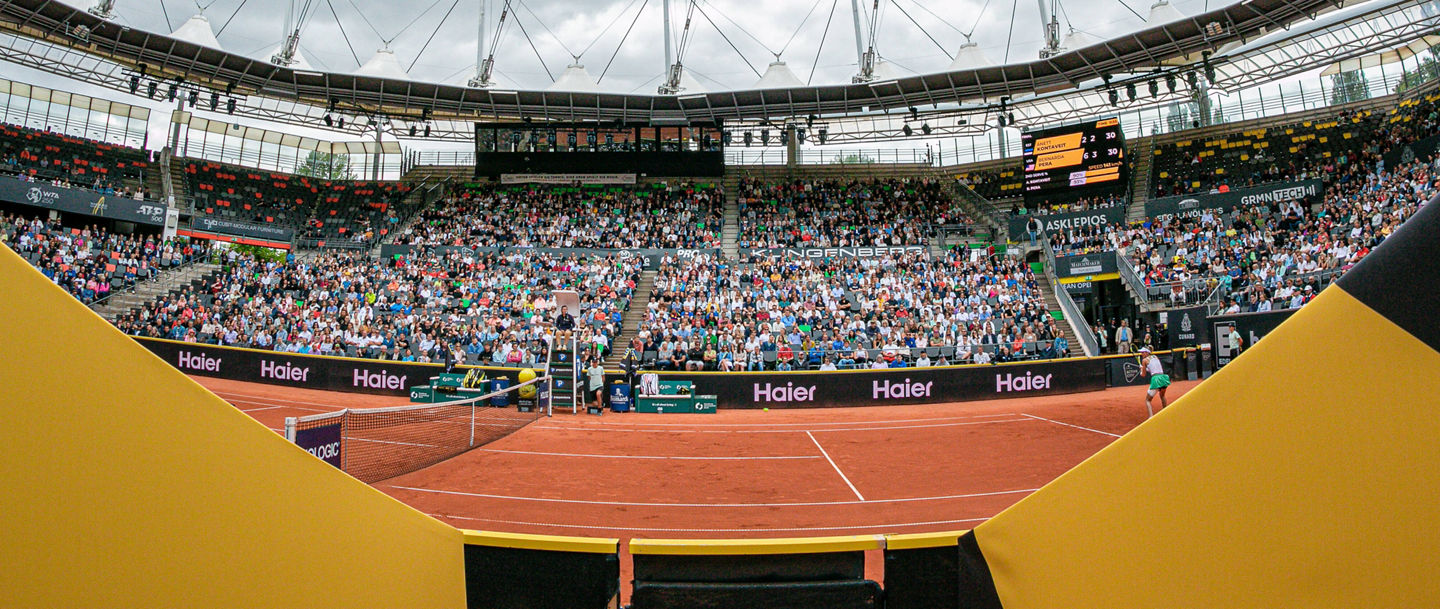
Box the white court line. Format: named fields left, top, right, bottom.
left=1020, top=413, right=1122, bottom=438
left=238, top=405, right=285, bottom=413
left=431, top=513, right=991, bottom=533
left=218, top=396, right=334, bottom=413
left=806, top=431, right=865, bottom=501
left=477, top=448, right=820, bottom=460
left=533, top=418, right=1032, bottom=434
left=385, top=485, right=1038, bottom=508
left=205, top=389, right=394, bottom=409
left=567, top=412, right=1017, bottom=428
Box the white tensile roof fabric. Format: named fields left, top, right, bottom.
left=547, top=63, right=601, bottom=92
left=1061, top=29, right=1100, bottom=51
left=753, top=60, right=804, bottom=89
left=170, top=14, right=221, bottom=49
left=1147, top=0, right=1186, bottom=25
left=872, top=60, right=908, bottom=81
left=356, top=47, right=409, bottom=80
left=949, top=41, right=994, bottom=70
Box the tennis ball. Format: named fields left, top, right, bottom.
left=518, top=368, right=537, bottom=399
left=763, top=408, right=769, bottom=412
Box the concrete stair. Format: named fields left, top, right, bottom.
left=604, top=269, right=657, bottom=368
left=1127, top=135, right=1156, bottom=224
left=92, top=261, right=221, bottom=321
left=1033, top=264, right=1078, bottom=351
left=720, top=173, right=740, bottom=257
left=401, top=165, right=474, bottom=183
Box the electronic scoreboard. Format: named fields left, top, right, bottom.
left=1020, top=117, right=1127, bottom=198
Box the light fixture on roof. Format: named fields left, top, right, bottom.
left=921, top=123, right=932, bottom=136
left=324, top=115, right=334, bottom=128
left=146, top=81, right=157, bottom=98
left=424, top=125, right=431, bottom=137
left=909, top=106, right=919, bottom=121
left=1148, top=79, right=1159, bottom=98
left=1108, top=89, right=1119, bottom=106
left=210, top=92, right=219, bottom=110
left=129, top=74, right=140, bottom=94
left=744, top=131, right=753, bottom=147
left=226, top=99, right=236, bottom=115
left=1166, top=73, right=1177, bottom=93
left=409, top=125, right=417, bottom=137
left=167, top=83, right=178, bottom=101
left=1126, top=83, right=1137, bottom=101
left=902, top=124, right=913, bottom=137
left=189, top=90, right=199, bottom=108
left=818, top=128, right=827, bottom=144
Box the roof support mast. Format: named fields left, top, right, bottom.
left=88, top=0, right=117, bottom=20
left=664, top=0, right=673, bottom=77
left=1037, top=0, right=1063, bottom=58
left=271, top=1, right=302, bottom=66
left=470, top=0, right=498, bottom=87
left=851, top=0, right=876, bottom=83
left=659, top=0, right=692, bottom=95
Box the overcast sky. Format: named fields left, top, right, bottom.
left=79, top=0, right=1217, bottom=90
left=2, top=0, right=1233, bottom=156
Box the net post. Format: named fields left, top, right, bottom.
left=283, top=417, right=297, bottom=442
left=469, top=402, right=477, bottom=447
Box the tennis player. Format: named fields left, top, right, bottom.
left=1140, top=347, right=1170, bottom=417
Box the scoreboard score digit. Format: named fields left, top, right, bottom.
left=1021, top=118, right=1127, bottom=197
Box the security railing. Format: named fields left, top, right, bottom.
left=1042, top=239, right=1100, bottom=357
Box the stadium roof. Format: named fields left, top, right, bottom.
left=0, top=0, right=1434, bottom=142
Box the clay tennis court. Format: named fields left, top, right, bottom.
left=197, top=375, right=1198, bottom=598
left=200, top=375, right=1198, bottom=536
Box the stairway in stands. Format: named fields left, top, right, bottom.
left=720, top=173, right=740, bottom=258
left=604, top=269, right=657, bottom=367
left=1127, top=135, right=1156, bottom=223
left=92, top=260, right=222, bottom=321
left=1033, top=269, right=1078, bottom=352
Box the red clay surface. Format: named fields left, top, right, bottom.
left=195, top=375, right=1200, bottom=600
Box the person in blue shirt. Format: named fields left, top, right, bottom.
left=806, top=345, right=823, bottom=367
left=888, top=357, right=908, bottom=368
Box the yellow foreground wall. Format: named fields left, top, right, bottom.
left=0, top=244, right=465, bottom=609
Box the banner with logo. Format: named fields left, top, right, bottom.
left=1006, top=205, right=1127, bottom=238
left=292, top=421, right=342, bottom=467
left=0, top=175, right=167, bottom=225
left=500, top=173, right=637, bottom=185
left=736, top=245, right=928, bottom=260
left=1382, top=133, right=1440, bottom=169
left=1053, top=251, right=1118, bottom=278
left=1208, top=308, right=1296, bottom=368
left=1144, top=179, right=1323, bottom=221
left=631, top=358, right=1107, bottom=409
left=190, top=217, right=294, bottom=243
left=1167, top=306, right=1210, bottom=348
left=134, top=337, right=527, bottom=396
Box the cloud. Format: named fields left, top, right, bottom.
left=68, top=0, right=1211, bottom=90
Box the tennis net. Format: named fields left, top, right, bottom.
left=284, top=376, right=547, bottom=483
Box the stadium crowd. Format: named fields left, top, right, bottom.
left=0, top=124, right=151, bottom=199
left=626, top=249, right=1069, bottom=370
left=0, top=212, right=208, bottom=303
left=112, top=247, right=638, bottom=365
left=392, top=182, right=724, bottom=250
left=734, top=178, right=961, bottom=248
